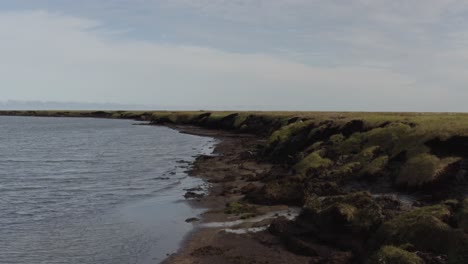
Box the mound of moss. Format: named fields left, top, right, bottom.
left=373, top=204, right=468, bottom=264
left=301, top=192, right=384, bottom=234
left=293, top=151, right=333, bottom=176
left=397, top=154, right=461, bottom=187
left=368, top=245, right=423, bottom=264
left=267, top=121, right=310, bottom=147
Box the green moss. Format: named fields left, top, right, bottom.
left=374, top=204, right=468, bottom=263
left=375, top=204, right=451, bottom=249
left=111, top=113, right=122, bottom=118
left=369, top=246, right=423, bottom=264
left=224, top=202, right=243, bottom=214
left=293, top=151, right=332, bottom=176
left=233, top=114, right=248, bottom=128
left=169, top=113, right=198, bottom=123
left=205, top=115, right=224, bottom=126
left=356, top=146, right=381, bottom=161
left=224, top=202, right=257, bottom=217
left=364, top=123, right=413, bottom=153
left=240, top=213, right=257, bottom=219
left=303, top=141, right=324, bottom=154
left=331, top=122, right=428, bottom=168
left=302, top=192, right=383, bottom=233
left=397, top=154, right=461, bottom=186
left=150, top=113, right=174, bottom=122
left=267, top=121, right=310, bottom=147
left=360, top=155, right=389, bottom=178
left=330, top=133, right=345, bottom=144
left=119, top=111, right=146, bottom=118
left=330, top=162, right=361, bottom=179
left=334, top=132, right=364, bottom=155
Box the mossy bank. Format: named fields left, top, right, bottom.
left=2, top=110, right=468, bottom=263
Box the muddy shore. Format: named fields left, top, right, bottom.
left=162, top=122, right=467, bottom=264
left=163, top=125, right=312, bottom=264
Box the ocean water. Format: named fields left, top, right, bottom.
left=0, top=116, right=215, bottom=264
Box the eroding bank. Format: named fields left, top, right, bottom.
left=2, top=111, right=468, bottom=263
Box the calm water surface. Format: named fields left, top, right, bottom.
left=0, top=116, right=215, bottom=264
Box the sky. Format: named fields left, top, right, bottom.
left=1, top=0, right=468, bottom=111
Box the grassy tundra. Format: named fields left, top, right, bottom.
left=2, top=110, right=468, bottom=263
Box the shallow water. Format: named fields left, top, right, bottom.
left=0, top=116, right=215, bottom=264
left=203, top=208, right=300, bottom=234
left=202, top=208, right=300, bottom=229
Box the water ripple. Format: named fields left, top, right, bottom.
left=0, top=116, right=216, bottom=264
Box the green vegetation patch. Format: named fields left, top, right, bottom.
left=360, top=155, right=389, bottom=178
left=373, top=204, right=468, bottom=263
left=224, top=201, right=258, bottom=219
left=233, top=114, right=249, bottom=129
left=302, top=192, right=384, bottom=233
left=364, top=123, right=416, bottom=156
left=333, top=132, right=365, bottom=155
left=369, top=245, right=423, bottom=264
left=293, top=151, right=332, bottom=176
left=355, top=146, right=381, bottom=162
left=329, top=133, right=345, bottom=144
left=330, top=162, right=362, bottom=179
left=267, top=120, right=311, bottom=147
left=397, top=154, right=461, bottom=187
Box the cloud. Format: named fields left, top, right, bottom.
left=0, top=9, right=467, bottom=111
left=161, top=0, right=468, bottom=24
left=157, top=1, right=468, bottom=69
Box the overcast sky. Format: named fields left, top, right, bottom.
left=1, top=0, right=468, bottom=111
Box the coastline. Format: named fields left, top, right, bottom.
left=163, top=125, right=311, bottom=264
left=1, top=111, right=467, bottom=263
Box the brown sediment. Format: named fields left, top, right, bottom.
left=162, top=126, right=313, bottom=264
left=161, top=122, right=468, bottom=264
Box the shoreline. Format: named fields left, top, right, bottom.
left=2, top=111, right=467, bottom=263
left=162, top=125, right=312, bottom=264
left=158, top=121, right=468, bottom=264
